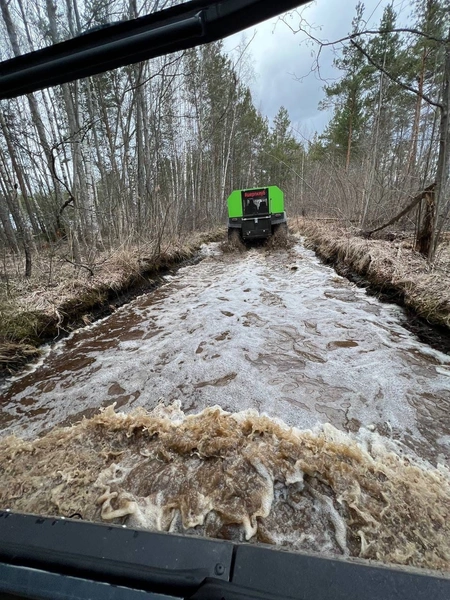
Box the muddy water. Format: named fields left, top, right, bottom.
left=1, top=240, right=450, bottom=569
left=2, top=240, right=450, bottom=463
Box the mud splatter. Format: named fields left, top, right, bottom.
left=194, top=373, right=237, bottom=388
left=0, top=403, right=449, bottom=571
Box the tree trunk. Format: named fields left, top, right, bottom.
left=0, top=110, right=41, bottom=237
left=429, top=32, right=450, bottom=261
left=2, top=0, right=64, bottom=224
left=345, top=95, right=354, bottom=173
left=0, top=190, right=19, bottom=252
left=0, top=151, right=33, bottom=276
left=408, top=48, right=426, bottom=175
left=415, top=189, right=435, bottom=256
left=46, top=0, right=98, bottom=246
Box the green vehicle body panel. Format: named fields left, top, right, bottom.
left=268, top=186, right=284, bottom=214
left=227, top=190, right=244, bottom=218
left=226, top=186, right=284, bottom=218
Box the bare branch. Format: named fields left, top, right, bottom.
left=59, top=196, right=75, bottom=216
left=122, top=52, right=186, bottom=94
left=63, top=256, right=94, bottom=277
left=363, top=183, right=436, bottom=236
left=350, top=39, right=443, bottom=110
left=283, top=15, right=448, bottom=97
left=323, top=28, right=447, bottom=46
left=284, top=16, right=448, bottom=45
left=50, top=146, right=74, bottom=206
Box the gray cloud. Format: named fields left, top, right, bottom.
left=224, top=0, right=397, bottom=139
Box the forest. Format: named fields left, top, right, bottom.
left=0, top=0, right=448, bottom=261
left=0, top=0, right=449, bottom=368
left=3, top=3, right=450, bottom=584
left=0, top=0, right=304, bottom=272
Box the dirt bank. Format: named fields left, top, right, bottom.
left=0, top=230, right=224, bottom=377
left=294, top=218, right=450, bottom=350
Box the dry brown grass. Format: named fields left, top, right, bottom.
left=0, top=228, right=225, bottom=375
left=0, top=342, right=41, bottom=374
left=292, top=217, right=450, bottom=330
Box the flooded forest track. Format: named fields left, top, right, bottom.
left=2, top=238, right=450, bottom=463
left=1, top=238, right=450, bottom=570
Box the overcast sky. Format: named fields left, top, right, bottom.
left=223, top=0, right=413, bottom=140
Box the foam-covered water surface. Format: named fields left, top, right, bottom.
left=1, top=240, right=450, bottom=568
left=2, top=241, right=450, bottom=464
left=1, top=404, right=449, bottom=570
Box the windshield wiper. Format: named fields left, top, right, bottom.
left=0, top=0, right=311, bottom=100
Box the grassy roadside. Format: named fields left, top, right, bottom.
left=292, top=217, right=450, bottom=333
left=0, top=229, right=224, bottom=377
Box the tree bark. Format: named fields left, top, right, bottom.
left=416, top=189, right=435, bottom=256
left=0, top=151, right=33, bottom=276
left=429, top=32, right=450, bottom=261
left=0, top=110, right=41, bottom=237
left=408, top=48, right=426, bottom=174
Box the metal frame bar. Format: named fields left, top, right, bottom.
left=0, top=0, right=311, bottom=99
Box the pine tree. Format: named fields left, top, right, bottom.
left=362, top=4, right=413, bottom=194
left=408, top=0, right=449, bottom=176
left=229, top=86, right=269, bottom=189
left=262, top=106, right=304, bottom=189
left=319, top=2, right=370, bottom=168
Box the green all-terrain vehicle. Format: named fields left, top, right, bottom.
left=227, top=186, right=287, bottom=241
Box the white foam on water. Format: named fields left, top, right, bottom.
left=1, top=241, right=450, bottom=468
left=1, top=404, right=449, bottom=571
